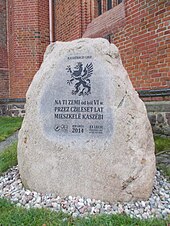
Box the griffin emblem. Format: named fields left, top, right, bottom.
left=66, top=62, right=93, bottom=96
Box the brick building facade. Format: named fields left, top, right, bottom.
left=0, top=0, right=8, bottom=98
left=0, top=0, right=170, bottom=134
left=84, top=0, right=170, bottom=92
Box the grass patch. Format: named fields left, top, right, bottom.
left=154, top=135, right=170, bottom=180
left=154, top=136, right=170, bottom=154
left=0, top=198, right=169, bottom=226
left=0, top=116, right=23, bottom=142
left=0, top=142, right=17, bottom=175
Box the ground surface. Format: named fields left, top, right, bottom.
left=0, top=117, right=22, bottom=142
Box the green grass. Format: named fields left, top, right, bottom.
left=154, top=136, right=170, bottom=154
left=0, top=142, right=17, bottom=175
left=0, top=198, right=169, bottom=226
left=154, top=135, right=170, bottom=180
left=0, top=116, right=23, bottom=142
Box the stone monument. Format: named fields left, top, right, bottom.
left=18, top=38, right=156, bottom=202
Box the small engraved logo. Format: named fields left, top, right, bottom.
left=66, top=62, right=93, bottom=96
left=54, top=124, right=68, bottom=133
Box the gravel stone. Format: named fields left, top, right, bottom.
left=0, top=166, right=169, bottom=219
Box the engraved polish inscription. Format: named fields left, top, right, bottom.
left=40, top=54, right=113, bottom=139
left=54, top=99, right=104, bottom=135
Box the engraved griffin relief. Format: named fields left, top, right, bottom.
left=66, top=62, right=93, bottom=96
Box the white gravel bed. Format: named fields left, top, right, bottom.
left=0, top=166, right=169, bottom=219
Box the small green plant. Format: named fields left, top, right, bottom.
left=0, top=142, right=17, bottom=175
left=154, top=135, right=170, bottom=180
left=154, top=136, right=170, bottom=154
left=0, top=116, right=23, bottom=142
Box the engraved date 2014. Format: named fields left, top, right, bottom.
left=72, top=125, right=84, bottom=134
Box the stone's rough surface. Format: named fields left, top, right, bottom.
left=18, top=38, right=156, bottom=202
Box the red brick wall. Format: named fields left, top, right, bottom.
left=93, top=0, right=98, bottom=18
left=54, top=0, right=93, bottom=41
left=54, top=0, right=82, bottom=41
left=0, top=0, right=9, bottom=98
left=38, top=1, right=50, bottom=65
left=7, top=0, right=49, bottom=98
left=83, top=0, right=170, bottom=91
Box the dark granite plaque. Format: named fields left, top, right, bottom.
left=40, top=54, right=113, bottom=140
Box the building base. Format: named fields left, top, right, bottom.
left=0, top=98, right=25, bottom=117
left=145, top=101, right=170, bottom=136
